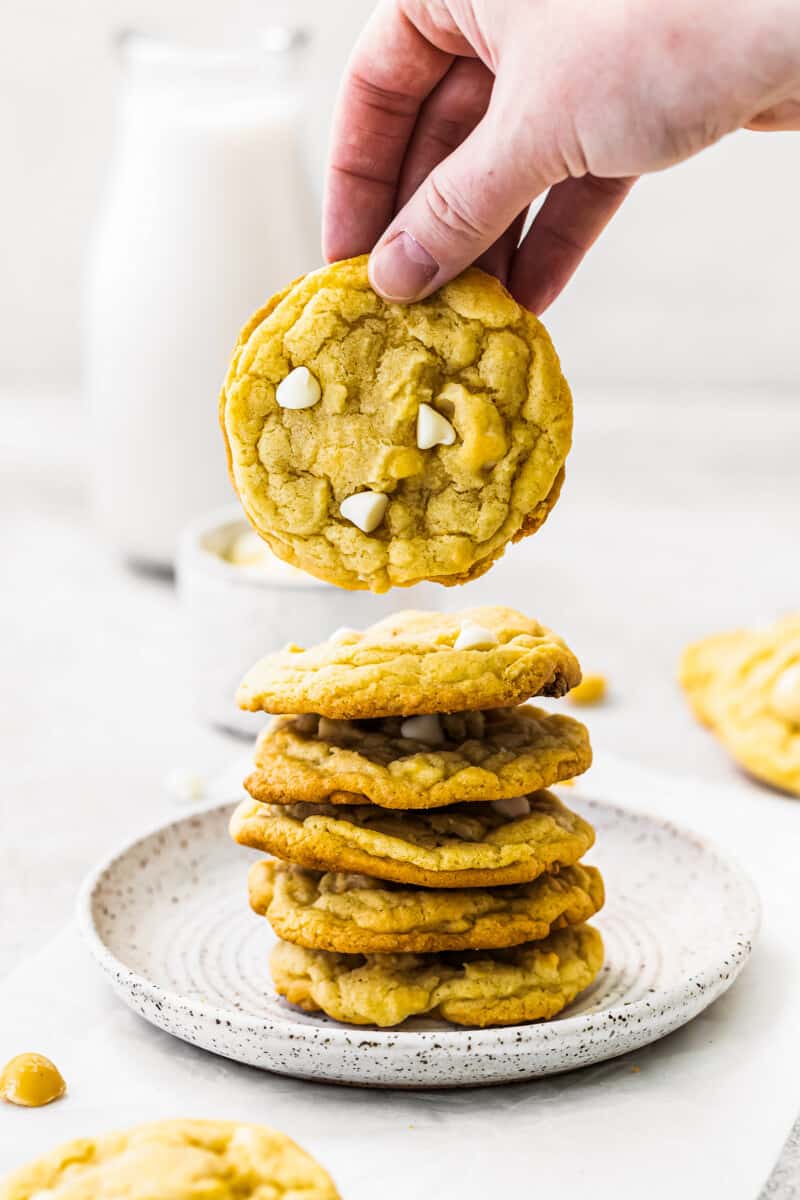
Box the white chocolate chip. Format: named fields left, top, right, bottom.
left=340, top=491, right=388, bottom=533
left=318, top=716, right=356, bottom=740
left=417, top=403, right=456, bottom=450
left=319, top=872, right=383, bottom=894
left=292, top=713, right=319, bottom=735
left=329, top=626, right=359, bottom=643
left=771, top=664, right=800, bottom=723
left=276, top=366, right=321, bottom=410
left=231, top=1127, right=268, bottom=1155
left=492, top=796, right=531, bottom=819
left=163, top=767, right=206, bottom=804
left=400, top=714, right=444, bottom=743
left=453, top=622, right=499, bottom=651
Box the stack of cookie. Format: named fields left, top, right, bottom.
left=229, top=607, right=605, bottom=1028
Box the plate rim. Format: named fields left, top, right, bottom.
left=75, top=791, right=762, bottom=1051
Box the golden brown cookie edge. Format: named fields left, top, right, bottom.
left=250, top=859, right=604, bottom=954
left=245, top=708, right=592, bottom=809
left=269, top=924, right=604, bottom=1028
left=229, top=796, right=596, bottom=889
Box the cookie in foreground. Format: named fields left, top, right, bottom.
left=0, top=1118, right=339, bottom=1200
left=237, top=606, right=581, bottom=719
left=247, top=704, right=591, bottom=810
left=270, top=924, right=604, bottom=1028
left=219, top=255, right=572, bottom=592
left=230, top=789, right=595, bottom=889
left=249, top=858, right=604, bottom=954
left=679, top=613, right=800, bottom=795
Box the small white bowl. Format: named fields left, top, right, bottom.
left=177, top=506, right=444, bottom=736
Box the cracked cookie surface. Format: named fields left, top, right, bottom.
left=270, top=924, right=603, bottom=1027
left=249, top=859, right=604, bottom=954
left=680, top=614, right=800, bottom=795
left=237, top=606, right=581, bottom=719
left=247, top=705, right=591, bottom=809
left=0, top=1118, right=340, bottom=1200
left=219, top=256, right=572, bottom=592
left=230, top=789, right=595, bottom=888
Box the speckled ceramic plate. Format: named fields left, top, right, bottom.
left=77, top=791, right=760, bottom=1088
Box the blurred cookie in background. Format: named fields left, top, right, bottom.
left=680, top=614, right=800, bottom=796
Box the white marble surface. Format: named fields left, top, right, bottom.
left=1, top=386, right=798, bottom=977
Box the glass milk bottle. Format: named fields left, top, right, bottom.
left=85, top=31, right=317, bottom=570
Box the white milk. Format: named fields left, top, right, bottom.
left=84, top=33, right=317, bottom=569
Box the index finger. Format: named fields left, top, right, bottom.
left=322, top=1, right=457, bottom=263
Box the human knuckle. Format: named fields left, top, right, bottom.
left=349, top=70, right=419, bottom=120
left=424, top=175, right=487, bottom=240
left=426, top=115, right=466, bottom=152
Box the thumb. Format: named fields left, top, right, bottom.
left=368, top=109, right=557, bottom=301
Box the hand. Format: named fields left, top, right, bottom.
left=323, top=0, right=800, bottom=312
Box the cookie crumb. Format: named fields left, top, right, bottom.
left=568, top=674, right=607, bottom=706
left=163, top=767, right=206, bottom=804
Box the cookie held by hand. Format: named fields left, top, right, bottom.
left=219, top=256, right=572, bottom=592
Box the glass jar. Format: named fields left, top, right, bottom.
left=84, top=30, right=317, bottom=570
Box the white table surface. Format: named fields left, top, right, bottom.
left=1, top=387, right=798, bottom=1190
left=1, top=751, right=798, bottom=1199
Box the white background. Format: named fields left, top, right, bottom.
left=2, top=0, right=799, bottom=394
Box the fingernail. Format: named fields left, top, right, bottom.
left=369, top=231, right=439, bottom=301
